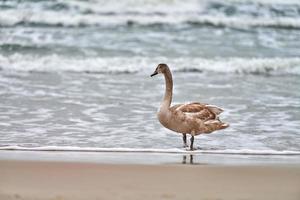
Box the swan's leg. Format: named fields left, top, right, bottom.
left=182, top=134, right=188, bottom=147
left=190, top=135, right=194, bottom=151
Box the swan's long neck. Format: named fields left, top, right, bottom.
left=161, top=68, right=173, bottom=109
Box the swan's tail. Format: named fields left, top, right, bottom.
left=220, top=122, right=229, bottom=129
left=203, top=120, right=229, bottom=133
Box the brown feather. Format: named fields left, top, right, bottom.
left=172, top=102, right=216, bottom=121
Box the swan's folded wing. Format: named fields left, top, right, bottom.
left=205, top=105, right=224, bottom=115
left=174, top=102, right=206, bottom=113
left=172, top=102, right=217, bottom=121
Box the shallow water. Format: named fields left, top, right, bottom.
left=0, top=71, right=299, bottom=152
left=0, top=0, right=300, bottom=157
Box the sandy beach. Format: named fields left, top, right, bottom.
left=1, top=159, right=300, bottom=200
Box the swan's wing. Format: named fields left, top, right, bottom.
left=205, top=104, right=224, bottom=115
left=171, top=102, right=223, bottom=121
left=174, top=102, right=206, bottom=113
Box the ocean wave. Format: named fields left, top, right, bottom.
left=1, top=145, right=300, bottom=155
left=0, top=43, right=51, bottom=52
left=1, top=0, right=300, bottom=29
left=1, top=10, right=300, bottom=29
left=0, top=54, right=300, bottom=75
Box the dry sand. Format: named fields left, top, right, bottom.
left=1, top=160, right=300, bottom=200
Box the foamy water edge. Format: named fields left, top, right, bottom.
left=1, top=146, right=300, bottom=155
left=1, top=55, right=300, bottom=75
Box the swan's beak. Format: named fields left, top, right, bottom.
left=150, top=71, right=158, bottom=77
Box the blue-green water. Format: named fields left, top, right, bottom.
left=0, top=0, right=300, bottom=157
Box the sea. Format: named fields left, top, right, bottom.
left=0, top=0, right=300, bottom=164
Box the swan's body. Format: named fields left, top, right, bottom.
left=151, top=63, right=229, bottom=150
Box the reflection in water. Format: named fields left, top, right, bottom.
left=182, top=155, right=194, bottom=164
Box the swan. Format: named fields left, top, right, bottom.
left=151, top=63, right=229, bottom=150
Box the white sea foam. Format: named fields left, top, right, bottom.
left=1, top=54, right=300, bottom=75
left=1, top=9, right=300, bottom=29
left=1, top=0, right=300, bottom=29
left=1, top=145, right=300, bottom=155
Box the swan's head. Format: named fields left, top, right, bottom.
left=150, top=63, right=169, bottom=77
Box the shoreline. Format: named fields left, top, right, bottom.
left=1, top=149, right=300, bottom=166
left=1, top=159, right=300, bottom=200
left=2, top=146, right=300, bottom=155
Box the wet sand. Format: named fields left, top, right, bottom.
left=1, top=160, right=300, bottom=200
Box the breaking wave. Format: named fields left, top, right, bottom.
left=1, top=0, right=300, bottom=29
left=1, top=11, right=300, bottom=29
left=0, top=54, right=300, bottom=75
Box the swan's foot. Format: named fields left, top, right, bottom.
left=182, top=134, right=188, bottom=148
left=190, top=135, right=195, bottom=151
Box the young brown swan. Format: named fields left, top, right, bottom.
left=151, top=63, right=229, bottom=150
